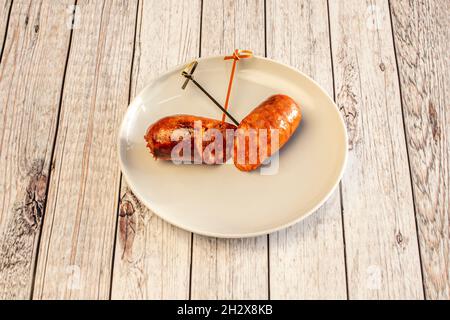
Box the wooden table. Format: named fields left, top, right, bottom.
left=0, top=0, right=448, bottom=300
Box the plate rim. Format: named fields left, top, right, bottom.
left=117, top=54, right=348, bottom=238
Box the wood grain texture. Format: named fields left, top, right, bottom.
left=32, top=0, right=138, bottom=299
left=390, top=0, right=450, bottom=299
left=266, top=0, right=347, bottom=299
left=329, top=0, right=423, bottom=299
left=110, top=0, right=201, bottom=300
left=1, top=0, right=442, bottom=300
left=0, top=0, right=74, bottom=300
left=0, top=0, right=12, bottom=59
left=190, top=0, right=268, bottom=300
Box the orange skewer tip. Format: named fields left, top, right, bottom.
left=224, top=49, right=253, bottom=61
left=221, top=49, right=253, bottom=122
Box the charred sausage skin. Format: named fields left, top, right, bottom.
left=234, top=94, right=302, bottom=171
left=145, top=115, right=237, bottom=163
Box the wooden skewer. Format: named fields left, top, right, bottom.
left=222, top=49, right=253, bottom=122
left=181, top=61, right=240, bottom=126
left=181, top=61, right=198, bottom=90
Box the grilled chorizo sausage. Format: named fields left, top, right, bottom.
left=145, top=115, right=237, bottom=164
left=234, top=94, right=302, bottom=171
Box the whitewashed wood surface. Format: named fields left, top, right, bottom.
left=0, top=0, right=448, bottom=300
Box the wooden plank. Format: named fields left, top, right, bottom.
left=0, top=0, right=13, bottom=59
left=265, top=0, right=347, bottom=299
left=110, top=0, right=201, bottom=300
left=329, top=0, right=423, bottom=299
left=190, top=0, right=268, bottom=300
left=390, top=0, right=450, bottom=299
left=32, top=0, right=138, bottom=299
left=0, top=0, right=74, bottom=300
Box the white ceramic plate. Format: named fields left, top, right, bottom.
left=118, top=56, right=347, bottom=238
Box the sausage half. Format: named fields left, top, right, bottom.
left=145, top=115, right=237, bottom=164
left=234, top=94, right=302, bottom=171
